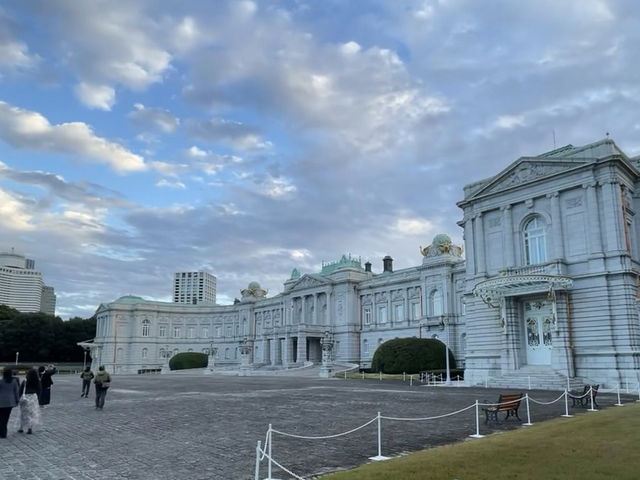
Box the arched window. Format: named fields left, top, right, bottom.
left=524, top=216, right=547, bottom=264
left=142, top=319, right=150, bottom=337
left=142, top=348, right=148, bottom=359
left=430, top=289, right=443, bottom=316
left=363, top=339, right=369, bottom=354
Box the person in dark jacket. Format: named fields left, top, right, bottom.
left=18, top=368, right=41, bottom=434
left=0, top=368, right=19, bottom=438
left=38, top=365, right=57, bottom=407
left=80, top=367, right=94, bottom=398
left=94, top=366, right=112, bottom=410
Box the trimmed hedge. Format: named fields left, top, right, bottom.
left=168, top=352, right=208, bottom=371
left=371, top=337, right=456, bottom=374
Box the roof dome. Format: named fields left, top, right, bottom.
left=115, top=295, right=145, bottom=303
left=432, top=233, right=452, bottom=247
left=248, top=281, right=261, bottom=290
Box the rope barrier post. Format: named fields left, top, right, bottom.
left=362, top=371, right=365, bottom=380
left=379, top=371, right=382, bottom=381
left=523, top=394, right=533, bottom=426
left=254, top=441, right=261, bottom=480
left=344, top=371, right=347, bottom=380
left=587, top=386, right=598, bottom=412
left=410, top=375, right=413, bottom=387
left=566, top=375, right=570, bottom=392
left=403, top=371, right=406, bottom=381
left=469, top=400, right=484, bottom=438
left=369, top=412, right=390, bottom=461
left=528, top=376, right=531, bottom=390
left=485, top=377, right=488, bottom=389
left=615, top=384, right=623, bottom=407
left=265, top=424, right=282, bottom=480
left=561, top=389, right=573, bottom=418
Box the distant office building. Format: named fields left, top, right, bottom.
left=41, top=285, right=57, bottom=316
left=173, top=271, right=216, bottom=305
left=0, top=249, right=56, bottom=315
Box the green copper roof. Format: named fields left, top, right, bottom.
left=115, top=295, right=146, bottom=303
left=320, top=254, right=362, bottom=275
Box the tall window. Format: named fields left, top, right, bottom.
left=188, top=327, right=195, bottom=339
left=202, top=327, right=209, bottom=338
left=377, top=305, right=387, bottom=324
left=393, top=304, right=404, bottom=322
left=412, top=302, right=421, bottom=320
left=363, top=307, right=372, bottom=325
left=430, top=289, right=443, bottom=316
left=142, top=348, right=148, bottom=359
left=159, top=325, right=167, bottom=337
left=524, top=216, right=547, bottom=264
left=173, top=326, right=181, bottom=338
left=141, top=319, right=150, bottom=337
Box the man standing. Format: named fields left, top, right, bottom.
left=38, top=365, right=57, bottom=407
left=80, top=367, right=94, bottom=398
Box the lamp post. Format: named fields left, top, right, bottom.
left=239, top=337, right=252, bottom=376
left=440, top=316, right=451, bottom=385
left=83, top=349, right=88, bottom=370
left=208, top=342, right=217, bottom=372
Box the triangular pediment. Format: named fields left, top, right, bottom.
left=290, top=274, right=331, bottom=291
left=470, top=158, right=588, bottom=198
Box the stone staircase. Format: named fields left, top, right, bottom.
left=482, top=366, right=585, bottom=391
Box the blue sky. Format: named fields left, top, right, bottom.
left=1, top=0, right=640, bottom=319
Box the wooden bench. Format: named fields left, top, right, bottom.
left=569, top=384, right=599, bottom=408
left=482, top=393, right=523, bottom=424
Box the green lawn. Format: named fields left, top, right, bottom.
left=321, top=403, right=640, bottom=480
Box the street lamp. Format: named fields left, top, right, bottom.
left=208, top=342, right=217, bottom=371
left=83, top=348, right=89, bottom=370
left=440, top=316, right=451, bottom=385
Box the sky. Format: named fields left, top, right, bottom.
left=1, top=0, right=640, bottom=319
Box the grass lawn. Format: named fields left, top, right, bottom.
left=321, top=403, right=640, bottom=480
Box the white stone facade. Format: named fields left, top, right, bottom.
left=88, top=139, right=640, bottom=388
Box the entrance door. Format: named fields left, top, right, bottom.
left=524, top=300, right=553, bottom=365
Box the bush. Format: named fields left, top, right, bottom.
left=168, top=352, right=208, bottom=371
left=371, top=338, right=456, bottom=374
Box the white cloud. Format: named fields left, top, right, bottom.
left=393, top=217, right=434, bottom=236
left=128, top=103, right=180, bottom=133
left=0, top=101, right=146, bottom=173
left=156, top=179, right=186, bottom=189
left=0, top=188, right=33, bottom=231
left=74, top=82, right=116, bottom=110
left=256, top=174, right=297, bottom=199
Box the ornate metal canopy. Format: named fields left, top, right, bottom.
left=473, top=274, right=573, bottom=308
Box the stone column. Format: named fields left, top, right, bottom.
left=314, top=294, right=318, bottom=325
left=274, top=335, right=282, bottom=365
left=387, top=291, right=392, bottom=325
left=549, top=192, right=564, bottom=259
left=602, top=180, right=624, bottom=252
left=502, top=205, right=515, bottom=267
left=464, top=215, right=476, bottom=275
left=585, top=182, right=603, bottom=255
left=297, top=333, right=307, bottom=363
left=301, top=296, right=306, bottom=325
left=475, top=213, right=486, bottom=274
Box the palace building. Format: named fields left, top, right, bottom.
left=83, top=139, right=640, bottom=389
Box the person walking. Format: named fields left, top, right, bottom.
left=80, top=367, right=94, bottom=398
left=38, top=365, right=56, bottom=407
left=94, top=366, right=112, bottom=410
left=0, top=368, right=19, bottom=438
left=18, top=368, right=41, bottom=434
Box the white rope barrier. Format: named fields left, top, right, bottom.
left=528, top=391, right=566, bottom=405
left=271, top=416, right=378, bottom=440
left=256, top=443, right=306, bottom=480
left=381, top=403, right=475, bottom=422
left=254, top=380, right=640, bottom=478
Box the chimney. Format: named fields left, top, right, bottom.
left=364, top=261, right=372, bottom=272
left=383, top=255, right=393, bottom=273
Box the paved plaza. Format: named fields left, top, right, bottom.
left=0, top=373, right=632, bottom=479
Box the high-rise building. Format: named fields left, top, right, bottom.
left=0, top=249, right=56, bottom=315
left=173, top=271, right=216, bottom=305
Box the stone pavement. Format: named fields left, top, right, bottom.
left=0, top=374, right=632, bottom=480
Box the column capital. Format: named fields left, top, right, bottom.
left=582, top=181, right=597, bottom=189
left=500, top=204, right=512, bottom=212
left=546, top=192, right=560, bottom=199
